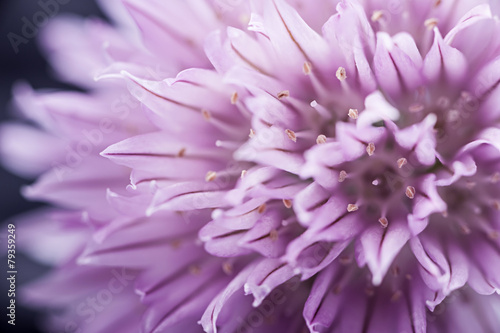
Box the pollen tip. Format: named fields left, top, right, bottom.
left=189, top=265, right=201, bottom=275
left=249, top=129, right=256, bottom=138
left=409, top=103, right=424, bottom=113
left=231, top=92, right=239, bottom=104
left=205, top=171, right=217, bottom=182
left=258, top=203, right=266, bottom=214
left=425, top=18, right=439, bottom=30
left=283, top=199, right=293, bottom=209
left=177, top=147, right=186, bottom=157
left=391, top=290, right=402, bottom=302
left=405, top=186, right=416, bottom=199
left=303, top=61, right=312, bottom=75
left=339, top=170, right=347, bottom=183
left=202, top=109, right=211, bottom=121
left=336, top=67, right=347, bottom=81
left=269, top=229, right=279, bottom=241
left=222, top=262, right=233, bottom=275
left=348, top=108, right=359, bottom=120
left=347, top=204, right=358, bottom=212
left=397, top=158, right=407, bottom=169
left=285, top=129, right=297, bottom=142
left=366, top=143, right=376, bottom=156
left=277, top=90, right=290, bottom=100
left=316, top=134, right=327, bottom=145
left=241, top=170, right=247, bottom=179
left=378, top=217, right=389, bottom=228
left=371, top=10, right=384, bottom=22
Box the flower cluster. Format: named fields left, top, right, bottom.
left=2, top=0, right=500, bottom=332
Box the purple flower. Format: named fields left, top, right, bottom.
left=2, top=0, right=500, bottom=332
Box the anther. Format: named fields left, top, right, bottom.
left=285, top=129, right=297, bottom=142
left=269, top=229, right=279, bottom=241
left=391, top=290, right=402, bottom=302
left=303, top=61, right=312, bottom=75
left=336, top=67, right=347, bottom=81
left=283, top=199, right=293, bottom=209
left=231, top=92, right=239, bottom=104
left=348, top=108, right=359, bottom=120
left=425, top=18, right=439, bottom=30
left=241, top=170, right=247, bottom=179
left=406, top=186, right=416, bottom=199
left=347, top=204, right=359, bottom=212
left=339, top=170, right=347, bottom=183
left=202, top=109, right=211, bottom=121
left=409, top=103, right=424, bottom=113
left=378, top=217, right=389, bottom=228
left=222, top=262, right=233, bottom=275
left=177, top=148, right=186, bottom=157
left=189, top=265, right=201, bottom=275
left=277, top=90, right=290, bottom=99
left=371, top=10, right=384, bottom=22
left=249, top=129, right=256, bottom=138
left=258, top=204, right=267, bottom=214
left=316, top=134, right=327, bottom=145
left=205, top=171, right=217, bottom=182
left=366, top=143, right=376, bottom=156
left=397, top=158, right=408, bottom=169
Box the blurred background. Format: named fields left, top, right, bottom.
left=0, top=1, right=105, bottom=332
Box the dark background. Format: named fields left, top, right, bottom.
left=0, top=1, right=105, bottom=332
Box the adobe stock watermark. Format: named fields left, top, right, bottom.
left=50, top=267, right=136, bottom=333
left=7, top=0, right=72, bottom=54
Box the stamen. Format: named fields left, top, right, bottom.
left=202, top=109, right=211, bottom=121
left=283, top=199, right=293, bottom=209
left=241, top=170, right=247, bottom=179
left=205, top=171, right=217, bottom=182
left=347, top=204, right=359, bottom=212
left=339, top=255, right=352, bottom=265
left=492, top=201, right=500, bottom=211
left=378, top=217, right=389, bottom=228
left=258, top=204, right=267, bottom=214
left=285, top=129, right=297, bottom=142
left=277, top=90, right=290, bottom=100
left=303, top=61, right=312, bottom=75
left=425, top=18, right=439, bottom=30
left=465, top=181, right=476, bottom=189
left=391, top=290, right=402, bottom=302
left=333, top=285, right=342, bottom=295
left=231, top=92, right=239, bottom=104
left=177, top=148, right=186, bottom=157
left=405, top=274, right=413, bottom=280
left=434, top=0, right=442, bottom=7
left=459, top=224, right=471, bottom=235
left=409, top=103, right=424, bottom=113
left=222, top=262, right=233, bottom=275
left=391, top=265, right=400, bottom=277
left=366, top=143, right=376, bottom=156
left=371, top=10, right=384, bottom=22
left=189, top=265, right=201, bottom=275
left=397, top=158, right=408, bottom=168
left=249, top=129, right=256, bottom=138
left=348, top=108, right=359, bottom=120
left=336, top=67, right=347, bottom=81
left=170, top=239, right=182, bottom=249
left=316, top=134, right=327, bottom=145
left=269, top=229, right=279, bottom=241
left=339, top=170, right=347, bottom=183
left=406, top=186, right=416, bottom=199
